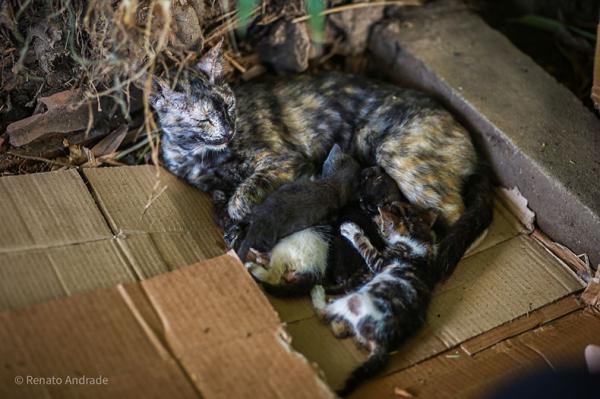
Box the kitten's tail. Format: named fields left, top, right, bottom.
left=338, top=346, right=389, bottom=397
left=433, top=162, right=494, bottom=285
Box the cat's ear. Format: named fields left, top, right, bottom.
left=196, top=39, right=225, bottom=84
left=322, top=144, right=344, bottom=176
left=143, top=73, right=175, bottom=108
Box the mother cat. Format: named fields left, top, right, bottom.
left=150, top=42, right=493, bottom=282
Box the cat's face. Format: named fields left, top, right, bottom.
left=359, top=166, right=405, bottom=213
left=150, top=41, right=236, bottom=153
left=375, top=202, right=437, bottom=245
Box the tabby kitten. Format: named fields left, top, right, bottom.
left=312, top=202, right=437, bottom=395
left=150, top=41, right=493, bottom=282
left=323, top=166, right=407, bottom=294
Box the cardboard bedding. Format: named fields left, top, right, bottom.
left=0, top=165, right=589, bottom=398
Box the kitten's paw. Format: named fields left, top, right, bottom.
left=248, top=248, right=271, bottom=267
left=329, top=319, right=354, bottom=339
left=340, top=222, right=362, bottom=240
left=310, top=285, right=327, bottom=316
left=246, top=262, right=274, bottom=283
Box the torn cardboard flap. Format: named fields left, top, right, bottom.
left=497, top=187, right=536, bottom=234
left=0, top=254, right=334, bottom=399
left=140, top=252, right=282, bottom=352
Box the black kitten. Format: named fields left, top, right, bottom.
left=237, top=144, right=360, bottom=261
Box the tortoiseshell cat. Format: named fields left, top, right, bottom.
left=312, top=202, right=437, bottom=395
left=150, top=41, right=493, bottom=282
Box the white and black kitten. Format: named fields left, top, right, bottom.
left=312, top=202, right=437, bottom=396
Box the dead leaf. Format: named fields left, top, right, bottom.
left=7, top=91, right=85, bottom=147
left=59, top=144, right=94, bottom=166
left=91, top=125, right=129, bottom=157
left=5, top=90, right=111, bottom=147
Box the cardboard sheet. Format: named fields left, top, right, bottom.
left=280, top=234, right=585, bottom=389
left=0, top=166, right=227, bottom=312
left=0, top=253, right=334, bottom=399
left=0, top=239, right=136, bottom=310
left=350, top=309, right=600, bottom=399
left=0, top=169, right=111, bottom=252
left=0, top=165, right=589, bottom=396
left=83, top=166, right=219, bottom=236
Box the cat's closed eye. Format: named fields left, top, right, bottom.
left=193, top=118, right=213, bottom=126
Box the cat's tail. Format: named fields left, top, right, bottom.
left=338, top=346, right=389, bottom=397
left=432, top=162, right=494, bottom=285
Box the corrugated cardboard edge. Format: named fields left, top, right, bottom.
left=274, top=327, right=336, bottom=399
left=497, top=186, right=535, bottom=233
left=531, top=229, right=593, bottom=282
left=592, top=24, right=600, bottom=109
left=581, top=269, right=600, bottom=310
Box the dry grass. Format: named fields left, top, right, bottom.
left=0, top=0, right=419, bottom=173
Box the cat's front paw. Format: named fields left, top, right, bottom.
left=340, top=222, right=362, bottom=241
left=227, top=192, right=253, bottom=221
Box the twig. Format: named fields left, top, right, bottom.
left=7, top=152, right=74, bottom=167
left=224, top=52, right=247, bottom=73
left=292, top=0, right=423, bottom=23
left=114, top=135, right=154, bottom=160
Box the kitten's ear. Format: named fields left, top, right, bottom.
left=196, top=39, right=225, bottom=83
left=322, top=144, right=343, bottom=176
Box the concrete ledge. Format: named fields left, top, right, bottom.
left=369, top=2, right=600, bottom=266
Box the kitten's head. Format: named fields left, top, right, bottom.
left=149, top=41, right=236, bottom=153
left=375, top=202, right=437, bottom=246
left=359, top=166, right=405, bottom=213
left=321, top=144, right=360, bottom=178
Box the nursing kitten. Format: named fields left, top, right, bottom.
left=238, top=144, right=359, bottom=261
left=243, top=144, right=360, bottom=293
left=323, top=166, right=407, bottom=294
left=244, top=148, right=406, bottom=296
left=150, top=41, right=493, bottom=285
left=312, top=202, right=437, bottom=396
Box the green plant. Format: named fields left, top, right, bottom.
left=237, top=0, right=325, bottom=41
